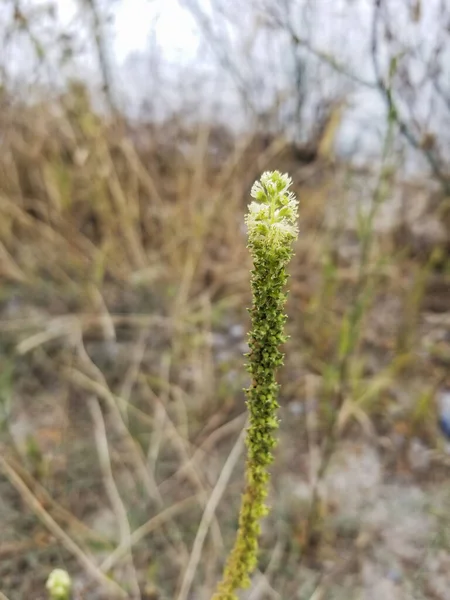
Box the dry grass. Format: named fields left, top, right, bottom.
left=1, top=84, right=450, bottom=600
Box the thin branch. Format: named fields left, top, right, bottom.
left=248, top=536, right=284, bottom=600
left=4, top=455, right=110, bottom=546
left=158, top=412, right=246, bottom=495
left=72, top=341, right=190, bottom=563
left=88, top=396, right=141, bottom=599
left=370, top=0, right=450, bottom=194
left=180, top=0, right=256, bottom=115
left=79, top=0, right=117, bottom=112
left=269, top=9, right=377, bottom=90
left=142, top=379, right=224, bottom=551
left=100, top=495, right=198, bottom=573
left=288, top=30, right=377, bottom=90
left=75, top=334, right=161, bottom=504
left=0, top=456, right=128, bottom=598
left=176, top=426, right=246, bottom=600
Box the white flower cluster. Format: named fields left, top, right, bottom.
left=246, top=171, right=299, bottom=248
left=46, top=569, right=72, bottom=600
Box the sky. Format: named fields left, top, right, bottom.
left=43, top=0, right=200, bottom=66
left=3, top=0, right=448, bottom=172
left=113, top=0, right=200, bottom=64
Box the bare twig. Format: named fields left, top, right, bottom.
left=88, top=396, right=141, bottom=599
left=0, top=313, right=173, bottom=335
left=176, top=426, right=246, bottom=600
left=4, top=455, right=110, bottom=546
left=370, top=0, right=450, bottom=194
left=142, top=378, right=224, bottom=551
left=248, top=537, right=284, bottom=600
left=75, top=334, right=162, bottom=503
left=268, top=8, right=376, bottom=90
left=158, top=412, right=246, bottom=495
left=180, top=0, right=256, bottom=114
left=0, top=456, right=128, bottom=598
left=100, top=495, right=198, bottom=574
left=79, top=0, right=117, bottom=112
left=119, top=328, right=149, bottom=425
left=71, top=344, right=190, bottom=564
left=288, top=29, right=377, bottom=90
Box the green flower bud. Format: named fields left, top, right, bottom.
left=46, top=569, right=72, bottom=600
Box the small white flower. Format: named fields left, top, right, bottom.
left=250, top=181, right=265, bottom=200
left=272, top=221, right=298, bottom=237
left=247, top=201, right=269, bottom=220
left=261, top=171, right=292, bottom=193
left=247, top=171, right=299, bottom=249
left=260, top=171, right=276, bottom=188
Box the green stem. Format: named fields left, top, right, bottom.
left=212, top=172, right=298, bottom=600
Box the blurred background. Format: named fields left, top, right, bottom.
left=1, top=0, right=450, bottom=598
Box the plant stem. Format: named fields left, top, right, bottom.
left=212, top=171, right=298, bottom=600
